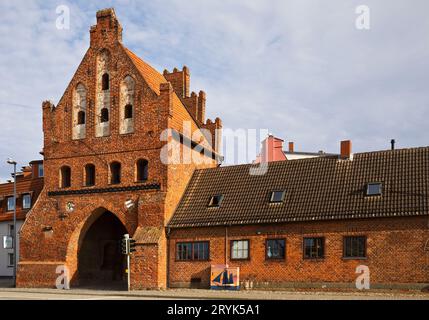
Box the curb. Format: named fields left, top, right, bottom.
left=0, top=288, right=250, bottom=300
left=0, top=287, right=428, bottom=300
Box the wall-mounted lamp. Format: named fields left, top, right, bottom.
left=125, top=199, right=135, bottom=210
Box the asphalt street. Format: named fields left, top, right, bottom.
left=0, top=287, right=428, bottom=300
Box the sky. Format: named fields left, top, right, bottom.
left=0, top=0, right=428, bottom=181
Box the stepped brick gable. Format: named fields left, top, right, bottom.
left=17, top=8, right=221, bottom=289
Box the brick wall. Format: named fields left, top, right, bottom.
left=168, top=216, right=429, bottom=289
left=17, top=8, right=220, bottom=289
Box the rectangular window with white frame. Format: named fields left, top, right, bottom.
left=6, top=197, right=15, bottom=212
left=230, top=240, right=249, bottom=260
left=22, top=194, right=31, bottom=209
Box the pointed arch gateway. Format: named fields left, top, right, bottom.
left=66, top=208, right=128, bottom=289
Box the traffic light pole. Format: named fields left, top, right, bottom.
left=126, top=252, right=130, bottom=291
left=122, top=234, right=137, bottom=291
left=123, top=234, right=131, bottom=291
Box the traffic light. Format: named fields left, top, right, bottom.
left=129, top=239, right=137, bottom=253
left=121, top=238, right=129, bottom=255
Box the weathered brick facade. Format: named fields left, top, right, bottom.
left=17, top=8, right=220, bottom=289
left=15, top=7, right=429, bottom=291
left=168, top=217, right=429, bottom=289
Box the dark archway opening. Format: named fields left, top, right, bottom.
left=77, top=211, right=127, bottom=289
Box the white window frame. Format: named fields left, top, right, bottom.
left=22, top=194, right=31, bottom=209
left=231, top=240, right=249, bottom=260
left=6, top=197, right=15, bottom=211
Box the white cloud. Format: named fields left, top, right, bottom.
left=0, top=0, right=428, bottom=179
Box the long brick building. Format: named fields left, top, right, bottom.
left=16, top=8, right=429, bottom=290
left=168, top=144, right=429, bottom=289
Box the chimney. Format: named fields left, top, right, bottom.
left=391, top=139, right=395, bottom=150
left=340, top=140, right=352, bottom=159
left=288, top=142, right=294, bottom=153
left=256, top=135, right=287, bottom=163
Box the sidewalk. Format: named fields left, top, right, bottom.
left=0, top=287, right=429, bottom=300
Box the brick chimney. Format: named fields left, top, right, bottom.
left=255, top=135, right=287, bottom=163
left=288, top=142, right=294, bottom=153
left=340, top=140, right=352, bottom=159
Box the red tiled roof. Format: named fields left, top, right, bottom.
left=122, top=46, right=217, bottom=152
left=122, top=46, right=167, bottom=95
left=168, top=146, right=429, bottom=228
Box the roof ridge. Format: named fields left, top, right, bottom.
left=354, top=145, right=429, bottom=156
left=195, top=157, right=338, bottom=172
left=193, top=145, right=429, bottom=173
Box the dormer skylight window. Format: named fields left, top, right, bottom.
left=208, top=195, right=223, bottom=208
left=270, top=190, right=286, bottom=203
left=366, top=183, right=382, bottom=196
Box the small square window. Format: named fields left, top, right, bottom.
left=231, top=240, right=249, bottom=260
left=303, top=237, right=325, bottom=259
left=22, top=194, right=31, bottom=209
left=266, top=239, right=286, bottom=259
left=344, top=236, right=366, bottom=258
left=208, top=195, right=223, bottom=207
left=366, top=183, right=382, bottom=196
left=270, top=191, right=285, bottom=203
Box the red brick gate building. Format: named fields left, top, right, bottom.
left=17, top=8, right=429, bottom=290
left=17, top=8, right=221, bottom=289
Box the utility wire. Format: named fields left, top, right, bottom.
left=0, top=102, right=37, bottom=109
